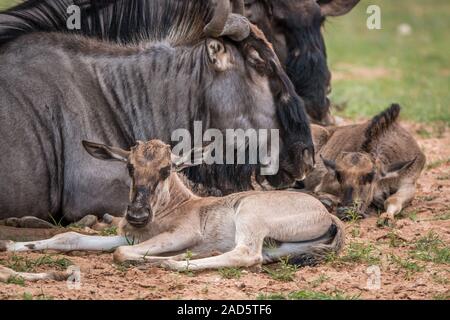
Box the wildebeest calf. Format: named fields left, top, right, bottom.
left=0, top=140, right=344, bottom=272
left=304, top=104, right=426, bottom=224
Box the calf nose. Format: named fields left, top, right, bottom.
left=126, top=206, right=151, bottom=228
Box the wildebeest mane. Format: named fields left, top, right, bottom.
left=362, top=103, right=401, bottom=153
left=0, top=0, right=213, bottom=46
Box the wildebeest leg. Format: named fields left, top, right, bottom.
left=0, top=232, right=128, bottom=252
left=161, top=245, right=263, bottom=271
left=113, top=229, right=202, bottom=263
left=0, top=265, right=70, bottom=283
left=379, top=183, right=416, bottom=223
left=0, top=216, right=56, bottom=229
left=162, top=220, right=264, bottom=271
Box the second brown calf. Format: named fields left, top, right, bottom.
left=304, top=104, right=426, bottom=224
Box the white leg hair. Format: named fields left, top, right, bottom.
left=113, top=228, right=201, bottom=263
left=161, top=217, right=265, bottom=271
left=380, top=183, right=416, bottom=221
left=0, top=265, right=70, bottom=282
left=0, top=232, right=129, bottom=252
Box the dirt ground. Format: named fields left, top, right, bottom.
left=0, top=122, right=448, bottom=300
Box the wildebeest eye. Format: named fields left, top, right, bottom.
left=127, top=163, right=134, bottom=176
left=160, top=166, right=171, bottom=180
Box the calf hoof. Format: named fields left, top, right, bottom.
left=20, top=216, right=56, bottom=229
left=160, top=259, right=183, bottom=271
left=0, top=240, right=13, bottom=252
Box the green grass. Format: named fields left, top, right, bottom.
left=100, top=226, right=118, bottom=236
left=325, top=0, right=450, bottom=124
left=433, top=292, right=450, bottom=300
left=257, top=290, right=359, bottom=300
left=7, top=275, right=25, bottom=286
left=309, top=274, right=330, bottom=288
left=0, top=254, right=73, bottom=273
left=218, top=267, right=242, bottom=280
left=22, top=291, right=54, bottom=300
left=0, top=0, right=19, bottom=10
left=262, top=258, right=298, bottom=282
left=409, top=231, right=450, bottom=264
left=338, top=242, right=381, bottom=265
left=389, top=254, right=424, bottom=274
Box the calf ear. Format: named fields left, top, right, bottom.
left=82, top=141, right=130, bottom=162
left=206, top=39, right=232, bottom=72
left=320, top=155, right=337, bottom=174
left=317, top=0, right=360, bottom=17
left=379, top=157, right=416, bottom=180
left=171, top=144, right=215, bottom=172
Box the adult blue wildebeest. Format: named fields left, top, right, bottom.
left=244, top=0, right=360, bottom=125
left=0, top=0, right=313, bottom=223
left=0, top=0, right=360, bottom=126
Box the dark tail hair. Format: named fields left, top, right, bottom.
left=362, top=103, right=401, bottom=153
left=262, top=215, right=345, bottom=267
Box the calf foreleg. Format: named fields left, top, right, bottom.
left=0, top=232, right=129, bottom=252
left=379, top=183, right=416, bottom=223
left=113, top=228, right=202, bottom=263
left=0, top=265, right=70, bottom=283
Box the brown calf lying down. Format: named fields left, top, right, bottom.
left=304, top=104, right=426, bottom=223
left=1, top=140, right=344, bottom=275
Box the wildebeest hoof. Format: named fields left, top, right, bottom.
left=160, top=259, right=182, bottom=271
left=75, top=215, right=98, bottom=228
left=4, top=217, right=20, bottom=228
left=20, top=216, right=56, bottom=229
left=102, top=214, right=114, bottom=224
left=0, top=240, right=13, bottom=252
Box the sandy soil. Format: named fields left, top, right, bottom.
left=0, top=122, right=449, bottom=300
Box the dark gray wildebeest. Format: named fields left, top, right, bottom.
left=0, top=0, right=360, bottom=126
left=244, top=0, right=360, bottom=125
left=0, top=139, right=344, bottom=280
left=0, top=0, right=314, bottom=225
left=304, top=104, right=426, bottom=224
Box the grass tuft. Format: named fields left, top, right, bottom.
left=218, top=267, right=242, bottom=280
left=262, top=258, right=298, bottom=282
left=257, top=290, right=359, bottom=300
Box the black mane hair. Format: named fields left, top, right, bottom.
left=362, top=103, right=401, bottom=153
left=0, top=0, right=212, bottom=46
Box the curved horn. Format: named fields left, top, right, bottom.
left=231, top=0, right=245, bottom=15
left=204, top=0, right=232, bottom=37
left=317, top=0, right=360, bottom=17
left=220, top=14, right=251, bottom=41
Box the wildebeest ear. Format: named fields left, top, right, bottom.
left=206, top=39, right=231, bottom=72
left=82, top=141, right=130, bottom=162
left=317, top=0, right=360, bottom=17
left=379, top=157, right=416, bottom=181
